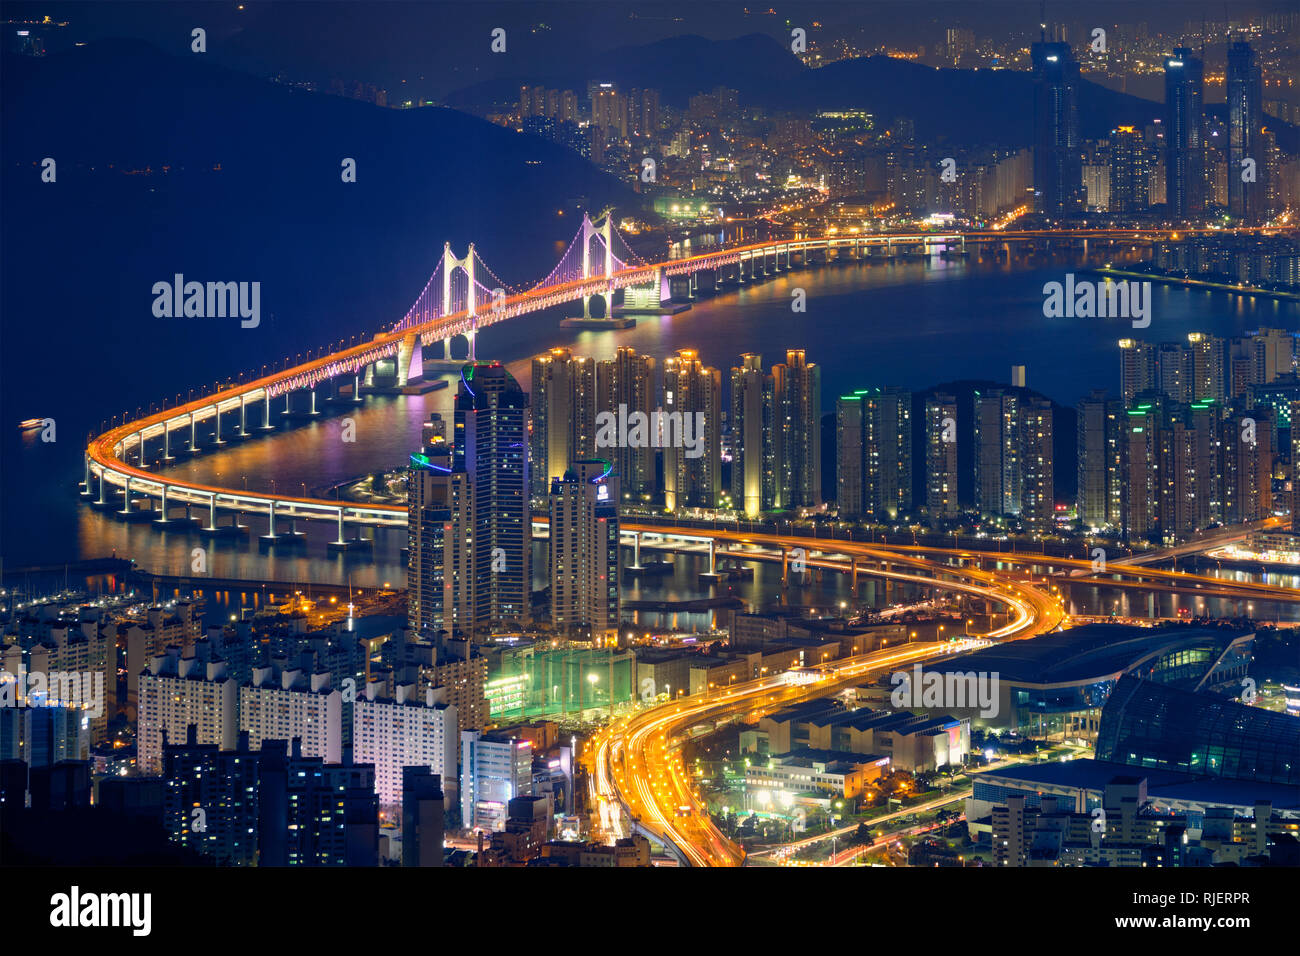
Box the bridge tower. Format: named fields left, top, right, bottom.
left=440, top=242, right=477, bottom=364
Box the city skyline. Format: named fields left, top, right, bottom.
left=2, top=0, right=1298, bottom=928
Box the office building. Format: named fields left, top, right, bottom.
left=461, top=730, right=533, bottom=832
left=1031, top=40, right=1084, bottom=217
left=1164, top=49, right=1204, bottom=219
left=1226, top=42, right=1265, bottom=224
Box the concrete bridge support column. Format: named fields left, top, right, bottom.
left=261, top=396, right=273, bottom=430
left=851, top=557, right=858, bottom=597
left=630, top=532, right=642, bottom=570
left=335, top=508, right=347, bottom=546
left=163, top=423, right=174, bottom=460
left=155, top=485, right=168, bottom=524
left=310, top=388, right=318, bottom=416
left=97, top=469, right=107, bottom=505
left=118, top=475, right=132, bottom=516
left=261, top=501, right=277, bottom=541
left=189, top=413, right=198, bottom=452
left=213, top=406, right=224, bottom=445
left=205, top=495, right=218, bottom=532
left=239, top=397, right=247, bottom=436
left=353, top=373, right=363, bottom=403
left=396, top=333, right=417, bottom=387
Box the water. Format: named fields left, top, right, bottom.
left=4, top=249, right=1296, bottom=593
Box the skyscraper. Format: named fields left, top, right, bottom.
left=1226, top=41, right=1265, bottom=224
left=662, top=349, right=721, bottom=510
left=731, top=353, right=771, bottom=517
left=1077, top=391, right=1125, bottom=530
left=1119, top=338, right=1158, bottom=407
left=925, top=393, right=959, bottom=519
left=595, top=347, right=656, bottom=501
left=408, top=413, right=473, bottom=636
left=1157, top=342, right=1194, bottom=403
left=1021, top=397, right=1055, bottom=527
left=1187, top=332, right=1225, bottom=402
left=1164, top=49, right=1204, bottom=219
left=530, top=348, right=596, bottom=498
left=549, top=460, right=621, bottom=640
left=1108, top=126, right=1150, bottom=214
left=837, top=387, right=913, bottom=520
left=456, top=363, right=531, bottom=629
left=974, top=389, right=1022, bottom=517
left=1031, top=40, right=1084, bottom=218
left=771, top=350, right=823, bottom=510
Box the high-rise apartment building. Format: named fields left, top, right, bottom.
left=731, top=354, right=772, bottom=517
left=974, top=389, right=1022, bottom=516
left=771, top=350, right=823, bottom=510
left=352, top=682, right=458, bottom=811
left=1118, top=338, right=1158, bottom=407
left=408, top=413, right=473, bottom=637
left=456, top=363, right=531, bottom=628
left=1077, top=391, right=1125, bottom=530
left=530, top=348, right=597, bottom=497
left=1021, top=398, right=1055, bottom=526
left=662, top=349, right=721, bottom=510
left=595, top=347, right=656, bottom=501
left=549, top=460, right=621, bottom=639
left=137, top=648, right=238, bottom=775
left=925, top=393, right=959, bottom=519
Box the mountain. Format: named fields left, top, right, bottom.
left=446, top=34, right=1298, bottom=152
left=443, top=32, right=807, bottom=108
left=1, top=39, right=635, bottom=430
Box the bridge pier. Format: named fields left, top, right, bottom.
left=396, top=332, right=417, bottom=386
left=260, top=396, right=274, bottom=431
left=260, top=500, right=278, bottom=543
left=154, top=485, right=170, bottom=525
left=699, top=539, right=721, bottom=582
left=238, top=397, right=248, bottom=436
left=118, top=475, right=133, bottom=516
left=163, top=423, right=174, bottom=460
left=213, top=405, right=225, bottom=445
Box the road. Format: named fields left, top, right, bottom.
left=586, top=638, right=1032, bottom=867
